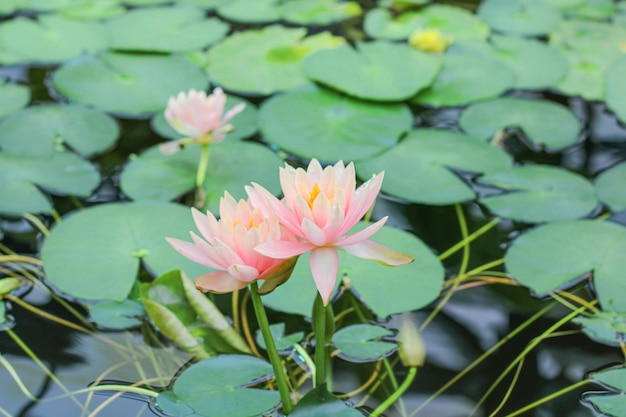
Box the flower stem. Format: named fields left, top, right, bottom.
left=313, top=293, right=328, bottom=388
left=249, top=282, right=293, bottom=415
left=195, top=144, right=211, bottom=207
left=370, top=367, right=417, bottom=417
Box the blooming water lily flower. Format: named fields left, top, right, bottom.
left=160, top=88, right=245, bottom=154
left=408, top=28, right=451, bottom=53
left=249, top=159, right=414, bottom=305
left=166, top=192, right=297, bottom=294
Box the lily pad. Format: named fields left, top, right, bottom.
left=0, top=150, right=100, bottom=216
left=365, top=5, right=488, bottom=42
left=255, top=323, right=304, bottom=351
left=151, top=96, right=257, bottom=141
left=290, top=384, right=363, bottom=417
left=356, top=129, right=512, bottom=205
left=477, top=0, right=562, bottom=36
left=565, top=0, right=616, bottom=20
left=585, top=367, right=626, bottom=416
left=606, top=55, right=626, bottom=125
left=216, top=0, right=281, bottom=23
left=585, top=394, right=626, bottom=417
left=413, top=42, right=515, bottom=107
left=59, top=0, right=126, bottom=20
left=505, top=220, right=626, bottom=312
left=574, top=311, right=626, bottom=345
left=105, top=7, right=229, bottom=53
left=0, top=79, right=29, bottom=119
left=263, top=223, right=444, bottom=318
left=280, top=0, right=362, bottom=25
left=0, top=14, right=107, bottom=64
left=40, top=202, right=208, bottom=301
left=178, top=0, right=228, bottom=9
left=333, top=324, right=396, bottom=362
left=259, top=86, right=412, bottom=161
left=52, top=52, right=209, bottom=116
left=595, top=163, right=626, bottom=212
left=554, top=49, right=605, bottom=100
left=478, top=165, right=598, bottom=223
left=120, top=140, right=283, bottom=214
left=89, top=299, right=145, bottom=330
left=303, top=41, right=440, bottom=101
left=206, top=25, right=344, bottom=95
left=0, top=104, right=119, bottom=157
left=156, top=355, right=279, bottom=417
left=459, top=97, right=581, bottom=151
left=490, top=35, right=568, bottom=90
left=590, top=367, right=626, bottom=391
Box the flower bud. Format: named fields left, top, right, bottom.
left=408, top=29, right=451, bottom=53
left=396, top=313, right=426, bottom=367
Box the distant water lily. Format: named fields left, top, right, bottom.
left=408, top=29, right=451, bottom=53
left=249, top=159, right=414, bottom=305
left=166, top=191, right=297, bottom=294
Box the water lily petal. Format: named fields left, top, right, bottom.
left=227, top=264, right=260, bottom=282
left=255, top=240, right=313, bottom=259
left=302, top=218, right=329, bottom=246
left=337, top=217, right=388, bottom=247
left=191, top=207, right=217, bottom=243
left=310, top=247, right=339, bottom=306
left=166, top=237, right=222, bottom=269
left=195, top=271, right=249, bottom=293
left=340, top=240, right=414, bottom=266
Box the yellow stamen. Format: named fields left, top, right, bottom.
left=309, top=183, right=321, bottom=209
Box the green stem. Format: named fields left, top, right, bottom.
left=500, top=379, right=591, bottom=417
left=370, top=367, right=417, bottom=417
left=195, top=144, right=211, bottom=206
left=313, top=293, right=327, bottom=388
left=249, top=282, right=293, bottom=415
left=438, top=217, right=500, bottom=261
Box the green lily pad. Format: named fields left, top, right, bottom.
left=478, top=165, right=598, bottom=223
left=255, top=323, right=304, bottom=351
left=364, top=5, right=488, bottom=42
left=0, top=150, right=100, bottom=216
left=156, top=355, right=279, bottom=417
left=585, top=394, right=626, bottom=417
left=606, top=55, right=626, bottom=125
left=280, top=0, right=362, bottom=25
left=574, top=311, right=626, bottom=345
left=595, top=163, right=626, bottom=212
left=40, top=202, right=208, bottom=301
left=151, top=96, right=257, bottom=141
left=565, top=0, right=616, bottom=19
left=290, top=384, right=363, bottom=417
left=459, top=97, right=581, bottom=151
left=413, top=42, right=515, bottom=107
left=0, top=277, right=25, bottom=295
left=0, top=14, right=107, bottom=64
left=505, top=220, right=626, bottom=312
left=52, top=52, right=209, bottom=116
left=490, top=35, right=568, bottom=90
left=0, top=79, right=29, bottom=119
left=123, top=0, right=169, bottom=4
left=216, top=0, right=281, bottom=23
left=356, top=129, right=512, bottom=205
left=554, top=49, right=605, bottom=100
left=303, top=41, right=440, bottom=101
left=551, top=19, right=626, bottom=61
left=59, top=0, right=126, bottom=20
left=333, top=324, right=396, bottom=362
left=177, top=0, right=228, bottom=9
left=590, top=367, right=626, bottom=391
left=105, top=7, right=229, bottom=53
left=120, top=141, right=283, bottom=214
left=0, top=104, right=119, bottom=157
left=477, top=0, right=562, bottom=36
left=89, top=299, right=145, bottom=330
left=259, top=86, right=412, bottom=161
left=264, top=223, right=444, bottom=318
left=206, top=25, right=344, bottom=95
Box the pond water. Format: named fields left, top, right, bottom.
left=1, top=1, right=626, bottom=417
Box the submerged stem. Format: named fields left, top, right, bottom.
left=370, top=367, right=417, bottom=417
left=313, top=293, right=327, bottom=388
left=249, top=282, right=293, bottom=414
left=195, top=144, right=211, bottom=207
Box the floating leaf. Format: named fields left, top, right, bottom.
left=120, top=141, right=283, bottom=214
left=574, top=311, right=626, bottom=345
left=333, top=324, right=396, bottom=362
left=264, top=223, right=444, bottom=318
left=413, top=42, right=515, bottom=107
left=477, top=0, right=562, bottom=36
left=595, top=163, right=626, bottom=212
left=290, top=384, right=364, bottom=417
left=259, top=86, right=412, bottom=161
left=178, top=0, right=228, bottom=10
left=585, top=366, right=626, bottom=416
left=363, top=8, right=422, bottom=40
left=151, top=96, right=257, bottom=141
left=590, top=366, right=626, bottom=391
left=52, top=53, right=208, bottom=116
left=255, top=323, right=304, bottom=352
left=478, top=165, right=598, bottom=223
left=0, top=14, right=107, bottom=64
left=0, top=151, right=100, bottom=216
left=459, top=97, right=581, bottom=151
left=280, top=0, right=362, bottom=25
left=555, top=49, right=605, bottom=100
left=0, top=104, right=119, bottom=157
left=585, top=394, right=626, bottom=417
left=606, top=55, right=626, bottom=125
left=59, top=0, right=126, bottom=20
left=106, top=7, right=229, bottom=53
left=304, top=41, right=440, bottom=101
left=0, top=277, right=25, bottom=295
left=89, top=299, right=145, bottom=330
left=565, top=0, right=616, bottom=20
left=216, top=0, right=281, bottom=23
left=41, top=202, right=208, bottom=301
left=490, top=35, right=568, bottom=90
left=206, top=25, right=344, bottom=95
left=0, top=79, right=29, bottom=119
left=505, top=220, right=626, bottom=312
left=356, top=129, right=512, bottom=205
left=156, top=355, right=279, bottom=417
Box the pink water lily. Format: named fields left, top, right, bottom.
left=249, top=159, right=414, bottom=305
left=161, top=88, right=245, bottom=153
left=166, top=192, right=297, bottom=294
